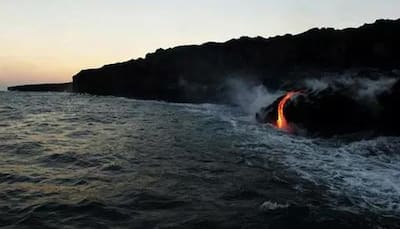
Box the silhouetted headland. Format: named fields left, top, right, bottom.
left=8, top=83, right=72, bottom=92
left=8, top=19, right=400, bottom=136
left=9, top=19, right=400, bottom=102
left=71, top=19, right=400, bottom=102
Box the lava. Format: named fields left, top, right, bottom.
left=276, top=91, right=297, bottom=131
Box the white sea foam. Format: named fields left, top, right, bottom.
left=154, top=89, right=400, bottom=216
left=253, top=128, right=400, bottom=215
left=188, top=102, right=400, bottom=216
left=260, top=201, right=289, bottom=211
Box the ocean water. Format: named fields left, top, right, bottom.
left=0, top=92, right=399, bottom=228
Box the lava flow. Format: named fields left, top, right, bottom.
left=276, top=91, right=297, bottom=131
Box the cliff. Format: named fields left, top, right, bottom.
left=8, top=83, right=73, bottom=92
left=72, top=19, right=400, bottom=103
left=256, top=76, right=400, bottom=136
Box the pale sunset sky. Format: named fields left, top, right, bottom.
left=0, top=0, right=399, bottom=90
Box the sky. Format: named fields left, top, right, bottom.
left=0, top=0, right=399, bottom=90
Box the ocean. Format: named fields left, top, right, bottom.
left=0, top=91, right=399, bottom=228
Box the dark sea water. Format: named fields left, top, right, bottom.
left=0, top=92, right=400, bottom=228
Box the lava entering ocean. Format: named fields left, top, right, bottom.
left=276, top=91, right=297, bottom=131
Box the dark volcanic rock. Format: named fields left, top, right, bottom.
left=73, top=19, right=400, bottom=103
left=256, top=77, right=400, bottom=136
left=8, top=83, right=72, bottom=92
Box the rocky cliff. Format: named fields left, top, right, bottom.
left=72, top=19, right=400, bottom=103
left=256, top=75, right=400, bottom=136
left=8, top=83, right=72, bottom=92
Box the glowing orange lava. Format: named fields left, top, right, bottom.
left=276, top=91, right=297, bottom=131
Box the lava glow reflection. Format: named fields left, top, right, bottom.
left=276, top=91, right=296, bottom=131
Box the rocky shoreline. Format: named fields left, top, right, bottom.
left=8, top=82, right=72, bottom=92
left=71, top=19, right=400, bottom=102
left=8, top=19, right=400, bottom=137
left=10, top=19, right=400, bottom=103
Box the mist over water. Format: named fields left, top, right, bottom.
left=0, top=91, right=399, bottom=227
left=225, top=78, right=281, bottom=114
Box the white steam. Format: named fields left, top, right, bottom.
left=357, top=77, right=397, bottom=100
left=303, top=78, right=330, bottom=91
left=225, top=75, right=398, bottom=116
left=225, top=78, right=281, bottom=115
left=304, top=76, right=398, bottom=102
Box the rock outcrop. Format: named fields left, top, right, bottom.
left=256, top=77, right=400, bottom=136
left=72, top=19, right=400, bottom=103
left=8, top=83, right=72, bottom=92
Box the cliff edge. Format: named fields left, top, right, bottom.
left=72, top=19, right=400, bottom=103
